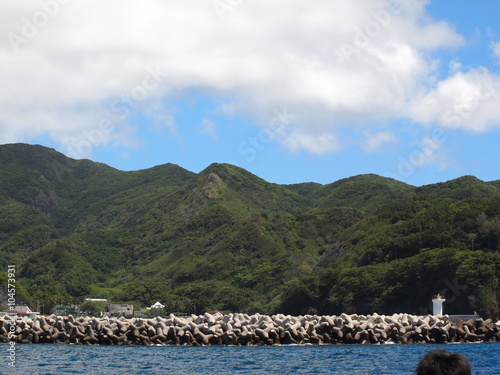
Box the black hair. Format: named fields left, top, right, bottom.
left=415, top=349, right=471, bottom=375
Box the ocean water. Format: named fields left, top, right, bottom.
left=3, top=343, right=500, bottom=375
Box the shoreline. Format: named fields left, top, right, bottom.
left=1, top=312, right=499, bottom=346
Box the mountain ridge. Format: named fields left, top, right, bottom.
left=1, top=143, right=499, bottom=317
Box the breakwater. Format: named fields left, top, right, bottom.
left=1, top=313, right=499, bottom=346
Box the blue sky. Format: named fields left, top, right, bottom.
left=1, top=0, right=500, bottom=186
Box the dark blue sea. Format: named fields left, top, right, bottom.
left=3, top=343, right=500, bottom=374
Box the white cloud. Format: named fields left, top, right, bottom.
left=363, top=131, right=395, bottom=152
left=0, top=0, right=497, bottom=158
left=282, top=131, right=340, bottom=155
left=449, top=59, right=462, bottom=74
left=199, top=118, right=217, bottom=141
left=146, top=102, right=178, bottom=135
left=491, top=42, right=500, bottom=64
left=409, top=136, right=447, bottom=169
left=411, top=68, right=500, bottom=132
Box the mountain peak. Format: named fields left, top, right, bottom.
left=416, top=175, right=499, bottom=199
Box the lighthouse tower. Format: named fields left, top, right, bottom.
left=432, top=293, right=446, bottom=316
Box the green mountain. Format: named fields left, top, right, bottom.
left=288, top=174, right=415, bottom=213
left=416, top=175, right=500, bottom=200
left=1, top=143, right=499, bottom=318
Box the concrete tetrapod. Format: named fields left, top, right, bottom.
left=1, top=313, right=499, bottom=346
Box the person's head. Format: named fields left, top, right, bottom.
left=415, top=349, right=471, bottom=375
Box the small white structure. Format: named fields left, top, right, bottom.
left=432, top=293, right=446, bottom=316
left=147, top=301, right=165, bottom=310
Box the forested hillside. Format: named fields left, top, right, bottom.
left=1, top=143, right=499, bottom=318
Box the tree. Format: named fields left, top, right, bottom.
left=80, top=301, right=106, bottom=316
left=466, top=233, right=477, bottom=251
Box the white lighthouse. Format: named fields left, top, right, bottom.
left=432, top=293, right=446, bottom=316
